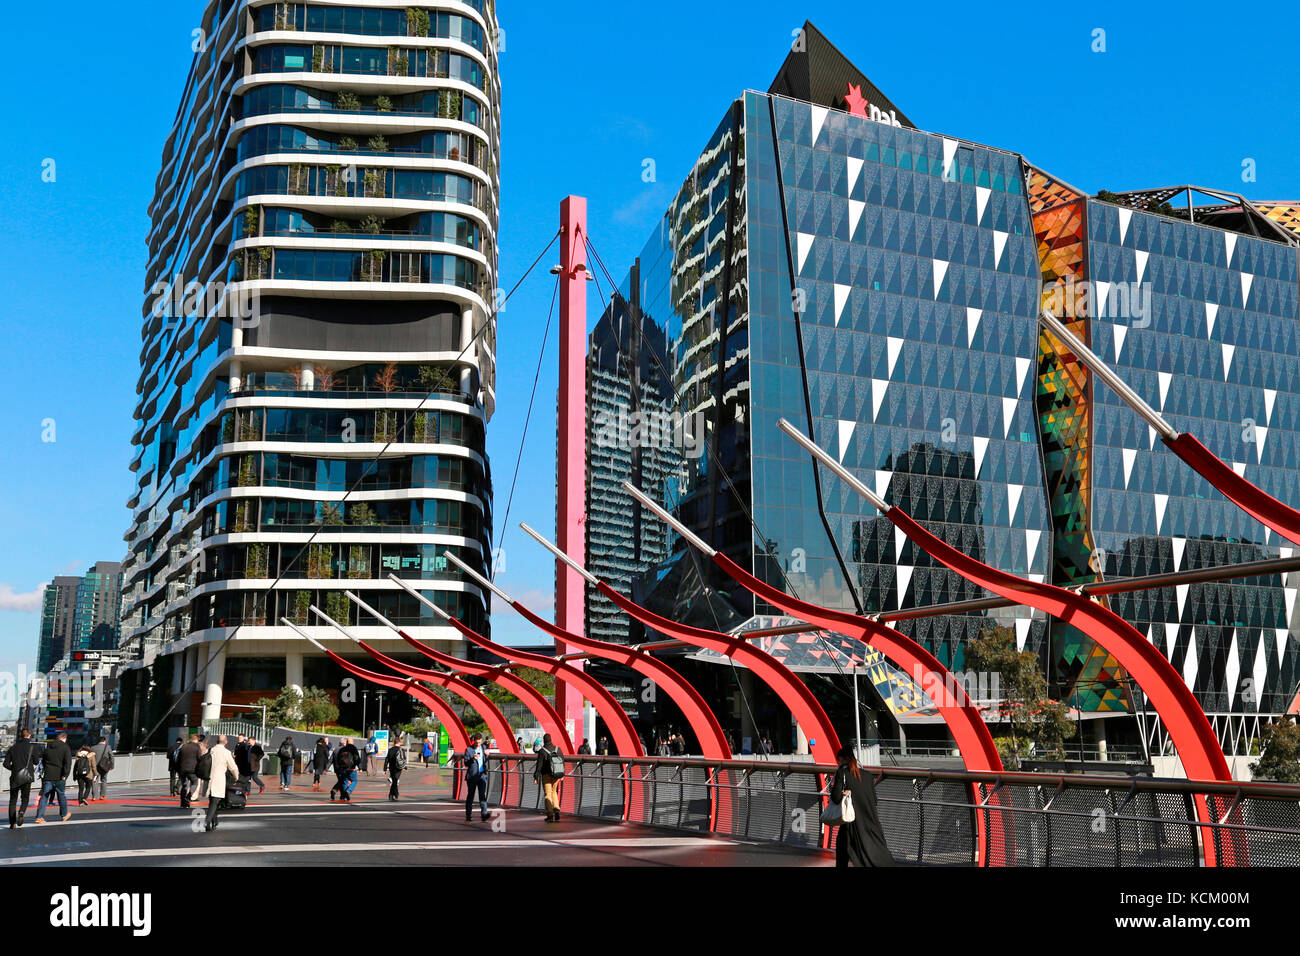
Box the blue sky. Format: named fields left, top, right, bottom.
left=1, top=0, right=1297, bottom=705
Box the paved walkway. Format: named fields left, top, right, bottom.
left=1, top=768, right=825, bottom=867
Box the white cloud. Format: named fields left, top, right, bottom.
left=0, top=582, right=47, bottom=613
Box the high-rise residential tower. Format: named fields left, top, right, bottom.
left=119, top=0, right=500, bottom=743
left=36, top=562, right=123, bottom=674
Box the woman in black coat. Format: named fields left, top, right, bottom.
left=311, top=738, right=329, bottom=792
left=830, top=746, right=894, bottom=867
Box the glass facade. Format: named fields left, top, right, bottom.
left=589, top=65, right=1300, bottom=743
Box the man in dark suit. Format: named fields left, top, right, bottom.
left=34, top=731, right=73, bottom=823
left=4, top=728, right=43, bottom=828
left=177, top=733, right=202, bottom=808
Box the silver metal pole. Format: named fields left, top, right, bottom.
left=1036, top=309, right=1178, bottom=442
left=853, top=664, right=861, bottom=755
left=776, top=419, right=889, bottom=511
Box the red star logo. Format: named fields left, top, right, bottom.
left=844, top=83, right=870, bottom=118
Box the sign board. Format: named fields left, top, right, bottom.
left=438, top=725, right=451, bottom=766
left=373, top=729, right=389, bottom=760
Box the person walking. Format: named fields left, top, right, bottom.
left=89, top=735, right=114, bottom=802
left=34, top=731, right=73, bottom=824
left=330, top=737, right=359, bottom=802
left=576, top=739, right=591, bottom=755
left=365, top=735, right=380, bottom=775
left=598, top=735, right=609, bottom=756
left=383, top=735, right=407, bottom=800
left=533, top=733, right=564, bottom=823
left=421, top=738, right=434, bottom=768
left=462, top=733, right=489, bottom=822
left=203, top=734, right=240, bottom=832
left=232, top=734, right=252, bottom=790
left=248, top=738, right=266, bottom=794
left=4, top=728, right=42, bottom=829
left=194, top=735, right=210, bottom=800
left=276, top=736, right=297, bottom=791
left=829, top=746, right=893, bottom=868
left=311, top=737, right=329, bottom=791
left=167, top=737, right=184, bottom=796
left=73, top=742, right=98, bottom=806
left=178, top=733, right=202, bottom=808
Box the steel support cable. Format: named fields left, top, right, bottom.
left=584, top=238, right=891, bottom=757
left=134, top=229, right=562, bottom=748
left=497, top=274, right=560, bottom=559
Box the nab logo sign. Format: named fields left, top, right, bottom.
left=844, top=82, right=902, bottom=127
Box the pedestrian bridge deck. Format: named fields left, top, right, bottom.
left=0, top=768, right=825, bottom=867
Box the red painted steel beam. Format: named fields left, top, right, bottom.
left=777, top=418, right=1243, bottom=867
left=385, top=574, right=640, bottom=759
left=346, top=608, right=574, bottom=755
left=1040, top=309, right=1300, bottom=548
left=280, top=618, right=469, bottom=754
left=314, top=599, right=519, bottom=755
left=520, top=522, right=841, bottom=764
left=441, top=550, right=731, bottom=760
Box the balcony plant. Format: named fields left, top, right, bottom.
left=373, top=361, right=399, bottom=392
left=363, top=169, right=386, bottom=198
left=348, top=544, right=371, bottom=579
left=376, top=95, right=394, bottom=113
left=243, top=205, right=259, bottom=237
left=335, top=90, right=360, bottom=112
left=406, top=8, right=430, bottom=37
left=244, top=543, right=270, bottom=579
left=349, top=503, right=376, bottom=526
left=338, top=136, right=357, bottom=152
left=237, top=454, right=257, bottom=487
left=387, top=48, right=409, bottom=77
left=321, top=503, right=344, bottom=526
left=325, top=590, right=351, bottom=625
left=367, top=134, right=389, bottom=153
left=307, top=543, right=334, bottom=579
left=360, top=214, right=385, bottom=234
left=313, top=365, right=335, bottom=391
left=291, top=590, right=311, bottom=625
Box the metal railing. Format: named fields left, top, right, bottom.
left=455, top=755, right=1300, bottom=867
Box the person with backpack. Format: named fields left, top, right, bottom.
left=276, top=736, right=297, bottom=791
left=178, top=734, right=202, bottom=808
left=4, top=728, right=42, bottom=829
left=383, top=735, right=407, bottom=800
left=462, top=733, right=489, bottom=822
left=365, top=735, right=380, bottom=775
left=167, top=737, right=184, bottom=796
left=73, top=743, right=98, bottom=806
left=248, top=738, right=267, bottom=795
left=34, top=731, right=73, bottom=823
left=311, top=737, right=329, bottom=791
left=330, top=737, right=359, bottom=802
left=533, top=733, right=564, bottom=823
left=89, top=735, right=114, bottom=802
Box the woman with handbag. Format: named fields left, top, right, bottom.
left=4, top=728, right=41, bottom=828
left=825, top=746, right=894, bottom=867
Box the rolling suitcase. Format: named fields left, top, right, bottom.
left=221, top=784, right=248, bottom=811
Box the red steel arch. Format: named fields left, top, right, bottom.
left=509, top=599, right=732, bottom=759
left=314, top=601, right=518, bottom=755
left=350, top=612, right=573, bottom=754
left=438, top=551, right=731, bottom=761
left=282, top=623, right=469, bottom=754
left=1167, top=433, right=1300, bottom=548
left=776, top=419, right=1241, bottom=866
left=386, top=575, right=644, bottom=760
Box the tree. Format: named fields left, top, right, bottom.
left=255, top=685, right=304, bottom=727
left=1251, top=717, right=1300, bottom=783
left=964, top=627, right=1075, bottom=769
left=300, top=686, right=339, bottom=731
left=373, top=362, right=399, bottom=393
left=349, top=502, right=376, bottom=525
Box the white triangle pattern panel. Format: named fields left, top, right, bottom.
left=966, top=308, right=982, bottom=347
left=834, top=284, right=851, bottom=327
left=797, top=233, right=814, bottom=273
left=1007, top=484, right=1023, bottom=523
left=896, top=566, right=913, bottom=609
left=1123, top=448, right=1137, bottom=488
left=810, top=106, right=828, bottom=145
left=973, top=437, right=988, bottom=477
left=1015, top=619, right=1030, bottom=651
left=837, top=420, right=855, bottom=463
